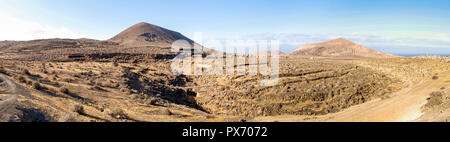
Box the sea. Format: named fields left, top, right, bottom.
left=396, top=54, right=450, bottom=57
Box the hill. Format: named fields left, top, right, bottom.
left=108, top=22, right=195, bottom=46
left=290, top=38, right=397, bottom=59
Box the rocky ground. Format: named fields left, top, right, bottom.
left=194, top=57, right=401, bottom=117
left=0, top=39, right=449, bottom=122
left=416, top=72, right=450, bottom=122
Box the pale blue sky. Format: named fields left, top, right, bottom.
left=1, top=0, right=450, bottom=55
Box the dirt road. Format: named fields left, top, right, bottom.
left=0, top=73, right=30, bottom=97
left=0, top=73, right=20, bottom=120
left=0, top=73, right=32, bottom=112
left=0, top=74, right=16, bottom=92
left=0, top=73, right=20, bottom=102
left=251, top=71, right=450, bottom=122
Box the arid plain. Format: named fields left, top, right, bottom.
left=0, top=22, right=449, bottom=122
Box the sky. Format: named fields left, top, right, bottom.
left=0, top=0, right=450, bottom=55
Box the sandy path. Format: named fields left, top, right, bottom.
left=0, top=74, right=19, bottom=103
left=0, top=74, right=21, bottom=119
left=0, top=73, right=32, bottom=108
left=0, top=74, right=17, bottom=93
left=251, top=71, right=450, bottom=122
left=0, top=74, right=31, bottom=97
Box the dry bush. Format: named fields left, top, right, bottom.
left=0, top=67, right=8, bottom=75
left=32, top=82, right=45, bottom=90
left=161, top=109, right=173, bottom=115
left=59, top=113, right=78, bottom=122
left=73, top=74, right=81, bottom=78
left=69, top=104, right=84, bottom=115
left=38, top=78, right=60, bottom=87
left=425, top=91, right=444, bottom=108
left=432, top=76, right=439, bottom=80
left=22, top=69, right=30, bottom=75
left=14, top=75, right=26, bottom=83
left=90, top=85, right=108, bottom=92
left=96, top=80, right=119, bottom=89
left=59, top=87, right=70, bottom=94
left=110, top=108, right=128, bottom=119
left=26, top=80, right=33, bottom=85
left=16, top=108, right=50, bottom=122
left=62, top=78, right=76, bottom=83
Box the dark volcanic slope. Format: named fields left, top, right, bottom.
left=0, top=38, right=116, bottom=52
left=290, top=38, right=397, bottom=59
left=109, top=22, right=194, bottom=46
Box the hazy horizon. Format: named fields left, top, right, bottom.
left=0, top=0, right=449, bottom=55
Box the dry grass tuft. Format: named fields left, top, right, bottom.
left=69, top=104, right=84, bottom=115
left=110, top=108, right=128, bottom=119
left=425, top=91, right=444, bottom=108
left=59, top=113, right=78, bottom=122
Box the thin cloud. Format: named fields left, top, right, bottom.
left=0, top=12, right=85, bottom=41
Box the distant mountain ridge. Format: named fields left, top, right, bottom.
left=254, top=50, right=285, bottom=55
left=290, top=38, right=397, bottom=59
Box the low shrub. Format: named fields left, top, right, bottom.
left=32, top=82, right=45, bottom=90
left=432, top=76, right=439, bottom=80
left=59, top=113, right=78, bottom=122
left=59, top=87, right=70, bottom=94
left=425, top=91, right=444, bottom=108
left=110, top=108, right=128, bottom=119
left=69, top=104, right=84, bottom=115
left=23, top=69, right=30, bottom=75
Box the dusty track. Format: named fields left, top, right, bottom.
left=0, top=73, right=31, bottom=97
left=0, top=73, right=22, bottom=119
left=0, top=73, right=20, bottom=104
left=251, top=71, right=450, bottom=122
left=0, top=73, right=32, bottom=106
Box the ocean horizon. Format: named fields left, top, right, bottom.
left=395, top=53, right=450, bottom=57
